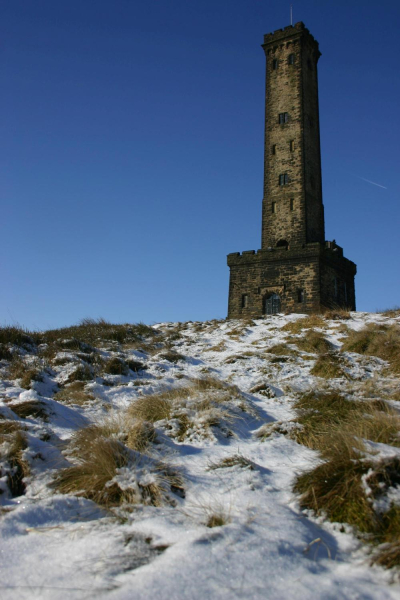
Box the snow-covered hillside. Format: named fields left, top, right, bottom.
left=1, top=311, right=400, bottom=599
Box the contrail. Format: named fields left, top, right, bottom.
left=357, top=176, right=387, bottom=189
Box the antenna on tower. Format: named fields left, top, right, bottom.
left=290, top=4, right=293, bottom=25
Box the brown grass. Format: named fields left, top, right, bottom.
left=208, top=453, right=253, bottom=471
left=281, top=315, right=326, bottom=334
left=294, top=389, right=400, bottom=566
left=54, top=424, right=181, bottom=509
left=8, top=400, right=49, bottom=421
left=295, top=330, right=332, bottom=354
left=341, top=323, right=400, bottom=373
left=265, top=343, right=298, bottom=356
left=0, top=429, right=29, bottom=497
left=310, top=352, right=346, bottom=379
left=54, top=382, right=95, bottom=406
left=103, top=357, right=129, bottom=376
left=127, top=378, right=243, bottom=441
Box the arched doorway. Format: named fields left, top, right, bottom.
left=263, top=293, right=281, bottom=315
left=276, top=239, right=289, bottom=250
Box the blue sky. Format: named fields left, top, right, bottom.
left=1, top=0, right=399, bottom=330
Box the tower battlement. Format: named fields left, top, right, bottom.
left=226, top=24, right=356, bottom=317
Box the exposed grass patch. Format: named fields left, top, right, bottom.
left=8, top=400, right=49, bottom=421
left=281, top=315, right=326, bottom=334
left=159, top=351, right=186, bottom=364
left=103, top=357, right=129, bottom=376
left=54, top=382, right=95, bottom=406
left=376, top=307, right=400, bottom=318
left=205, top=341, right=226, bottom=352
left=322, top=308, right=352, bottom=320
left=310, top=352, right=346, bottom=379
left=0, top=429, right=29, bottom=497
left=128, top=378, right=244, bottom=441
left=7, top=356, right=44, bottom=389
left=293, top=389, right=400, bottom=567
left=206, top=511, right=230, bottom=528
left=265, top=343, right=298, bottom=356
left=66, top=364, right=93, bottom=383
left=208, top=453, right=253, bottom=471
left=341, top=323, right=400, bottom=374
left=54, top=416, right=181, bottom=509
left=295, top=330, right=332, bottom=354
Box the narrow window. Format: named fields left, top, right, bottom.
left=344, top=282, right=348, bottom=304
left=288, top=53, right=295, bottom=65
left=272, top=59, right=278, bottom=70
left=297, top=289, right=305, bottom=303
left=271, top=144, right=276, bottom=155
left=290, top=198, right=294, bottom=211
left=279, top=174, right=290, bottom=186
left=307, top=59, right=312, bottom=70
left=334, top=277, right=338, bottom=298
left=290, top=140, right=295, bottom=152
left=278, top=112, right=289, bottom=124
left=241, top=294, right=248, bottom=308
left=271, top=202, right=276, bottom=214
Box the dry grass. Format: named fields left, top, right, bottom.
left=295, top=330, right=332, bottom=354
left=281, top=315, right=326, bottom=334
left=127, top=378, right=243, bottom=441
left=341, top=323, right=400, bottom=374
left=265, top=343, right=298, bottom=356
left=0, top=429, right=29, bottom=497
left=159, top=350, right=186, bottom=364
left=208, top=453, right=253, bottom=471
left=310, top=352, right=346, bottom=379
left=66, top=364, right=93, bottom=383
left=0, top=326, right=34, bottom=349
left=54, top=418, right=181, bottom=509
left=103, top=357, right=129, bottom=376
left=322, top=308, right=352, bottom=320
left=376, top=307, right=400, bottom=318
left=7, top=356, right=44, bottom=389
left=294, top=389, right=400, bottom=566
left=54, top=382, right=95, bottom=406
left=8, top=400, right=49, bottom=421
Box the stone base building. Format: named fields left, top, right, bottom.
left=227, top=23, right=356, bottom=318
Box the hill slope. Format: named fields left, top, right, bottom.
left=1, top=311, right=400, bottom=599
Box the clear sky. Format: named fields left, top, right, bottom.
left=1, top=0, right=399, bottom=330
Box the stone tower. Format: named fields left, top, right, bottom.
left=227, top=22, right=356, bottom=318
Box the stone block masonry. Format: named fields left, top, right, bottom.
left=227, top=22, right=356, bottom=318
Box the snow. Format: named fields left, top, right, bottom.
left=1, top=312, right=400, bottom=599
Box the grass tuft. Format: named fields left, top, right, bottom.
left=310, top=352, right=346, bottom=379
left=341, top=323, right=400, bottom=374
